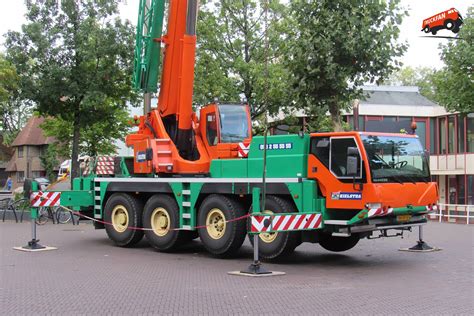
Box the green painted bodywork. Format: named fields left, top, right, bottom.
left=210, top=134, right=309, bottom=178
left=27, top=133, right=429, bottom=236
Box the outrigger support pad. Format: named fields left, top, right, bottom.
left=240, top=261, right=271, bottom=275
left=23, top=238, right=46, bottom=250
left=399, top=225, right=441, bottom=252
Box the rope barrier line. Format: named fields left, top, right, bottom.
left=32, top=193, right=251, bottom=232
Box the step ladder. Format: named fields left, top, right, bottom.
left=94, top=181, right=102, bottom=219
left=180, top=182, right=193, bottom=230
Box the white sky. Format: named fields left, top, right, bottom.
left=0, top=0, right=472, bottom=69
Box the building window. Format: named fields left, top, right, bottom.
left=458, top=116, right=465, bottom=153
left=17, top=146, right=23, bottom=158
left=439, top=117, right=446, bottom=154
left=467, top=115, right=474, bottom=153
left=448, top=175, right=466, bottom=205
left=430, top=118, right=436, bottom=154
left=31, top=171, right=43, bottom=178
left=467, top=175, right=474, bottom=205
left=17, top=171, right=25, bottom=183
left=448, top=116, right=455, bottom=154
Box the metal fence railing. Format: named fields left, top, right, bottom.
left=429, top=203, right=473, bottom=225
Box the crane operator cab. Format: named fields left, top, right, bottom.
left=199, top=103, right=252, bottom=160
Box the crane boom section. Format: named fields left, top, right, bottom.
left=158, top=0, right=198, bottom=133
left=133, top=0, right=166, bottom=92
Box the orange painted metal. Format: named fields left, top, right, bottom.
left=307, top=132, right=439, bottom=210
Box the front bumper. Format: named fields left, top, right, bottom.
left=323, top=205, right=435, bottom=237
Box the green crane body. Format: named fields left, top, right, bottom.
left=25, top=0, right=438, bottom=258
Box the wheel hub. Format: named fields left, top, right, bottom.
left=111, top=205, right=129, bottom=233
left=259, top=210, right=278, bottom=243
left=206, top=208, right=226, bottom=240
left=151, top=207, right=170, bottom=237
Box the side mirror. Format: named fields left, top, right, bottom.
left=346, top=156, right=358, bottom=176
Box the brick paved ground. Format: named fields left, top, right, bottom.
left=1, top=220, right=473, bottom=315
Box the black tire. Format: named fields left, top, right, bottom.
left=143, top=194, right=191, bottom=251
left=452, top=27, right=460, bottom=33
left=197, top=194, right=246, bottom=257
left=444, top=19, right=454, bottom=30
left=248, top=195, right=301, bottom=260
left=423, top=26, right=430, bottom=33
left=431, top=30, right=437, bottom=35
left=319, top=234, right=360, bottom=252
left=104, top=193, right=144, bottom=247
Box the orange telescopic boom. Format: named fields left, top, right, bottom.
left=126, top=0, right=252, bottom=175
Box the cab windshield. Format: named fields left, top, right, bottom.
left=218, top=104, right=249, bottom=143
left=361, top=135, right=430, bottom=183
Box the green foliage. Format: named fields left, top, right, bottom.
left=433, top=7, right=473, bottom=114
left=0, top=54, right=31, bottom=144
left=384, top=66, right=437, bottom=101
left=4, top=0, right=139, bottom=178
left=0, top=54, right=18, bottom=103
left=40, top=108, right=130, bottom=157
left=287, top=0, right=407, bottom=131
left=40, top=143, right=59, bottom=182
left=194, top=0, right=292, bottom=119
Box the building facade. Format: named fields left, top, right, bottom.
left=5, top=116, right=55, bottom=190
left=270, top=85, right=473, bottom=211
left=344, top=86, right=473, bottom=208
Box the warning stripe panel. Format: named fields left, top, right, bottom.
left=251, top=213, right=323, bottom=233
left=30, top=191, right=61, bottom=207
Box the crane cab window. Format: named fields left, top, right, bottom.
left=206, top=113, right=218, bottom=146
left=310, top=137, right=330, bottom=168
left=330, top=137, right=362, bottom=178
left=218, top=104, right=249, bottom=143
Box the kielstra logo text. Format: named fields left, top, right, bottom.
left=421, top=8, right=463, bottom=35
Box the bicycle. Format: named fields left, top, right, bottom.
left=36, top=206, right=74, bottom=225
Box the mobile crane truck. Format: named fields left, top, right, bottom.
left=26, top=0, right=438, bottom=259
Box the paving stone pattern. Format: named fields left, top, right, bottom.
left=1, top=221, right=473, bottom=315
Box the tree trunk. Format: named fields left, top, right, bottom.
left=70, top=107, right=81, bottom=181
left=329, top=102, right=343, bottom=132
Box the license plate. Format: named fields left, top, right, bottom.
left=397, top=215, right=412, bottom=222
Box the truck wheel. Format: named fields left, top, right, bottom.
left=248, top=196, right=301, bottom=260
left=318, top=234, right=360, bottom=252
left=423, top=26, right=430, bottom=33
left=104, top=193, right=144, bottom=247
left=197, top=194, right=246, bottom=257
left=444, top=19, right=454, bottom=30
left=143, top=194, right=190, bottom=251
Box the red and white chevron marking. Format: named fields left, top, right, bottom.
left=30, top=191, right=61, bottom=207
left=367, top=207, right=393, bottom=218
left=96, top=156, right=115, bottom=175
left=238, top=141, right=250, bottom=158
left=251, top=213, right=322, bottom=233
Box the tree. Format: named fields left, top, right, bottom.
left=384, top=66, right=437, bottom=101
left=4, top=0, right=138, bottom=178
left=0, top=54, right=31, bottom=144
left=287, top=0, right=408, bottom=131
left=194, top=0, right=292, bottom=119
left=433, top=7, right=473, bottom=114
